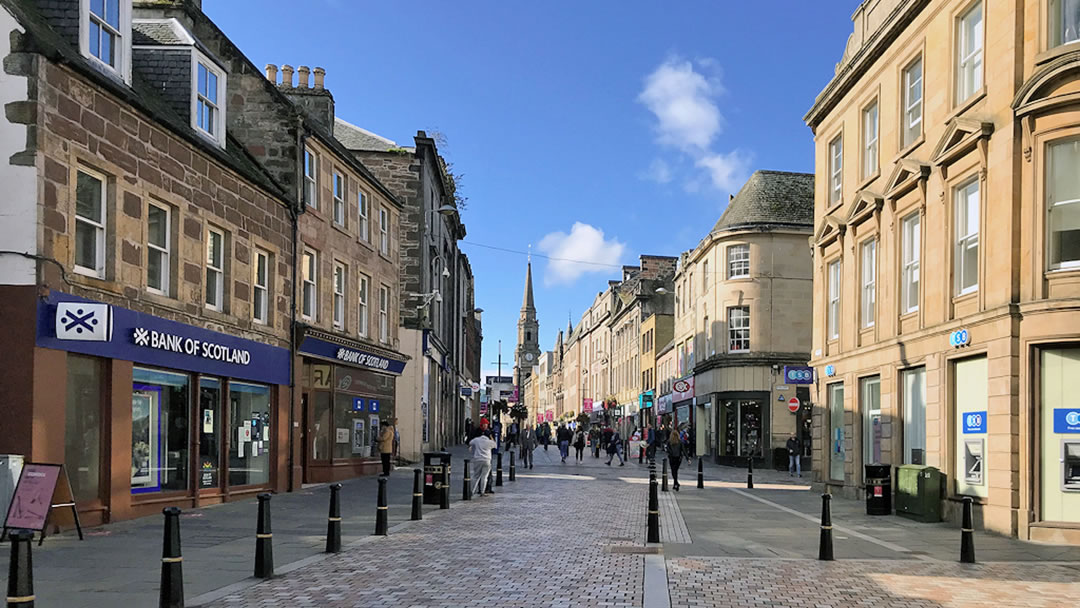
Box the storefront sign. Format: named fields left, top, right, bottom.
left=583, top=398, right=593, bottom=412
left=369, top=400, right=380, bottom=413
left=352, top=398, right=366, bottom=412
left=825, top=365, right=836, bottom=377
left=1054, top=408, right=1080, bottom=434
left=962, top=411, right=987, bottom=434
left=784, top=365, right=814, bottom=384
left=949, top=329, right=971, bottom=348
left=657, top=393, right=672, bottom=414
left=297, top=334, right=407, bottom=375
left=461, top=386, right=473, bottom=396
left=3, top=463, right=62, bottom=530
left=545, top=410, right=554, bottom=422
left=38, top=291, right=289, bottom=385
left=673, top=377, right=694, bottom=402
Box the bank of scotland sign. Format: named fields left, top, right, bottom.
left=55, top=302, right=112, bottom=341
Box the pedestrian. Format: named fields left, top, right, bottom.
left=468, top=430, right=497, bottom=496
left=589, top=427, right=600, bottom=458
left=520, top=425, right=536, bottom=469
left=542, top=423, right=550, bottom=451
left=645, top=423, right=656, bottom=461
left=687, top=425, right=696, bottom=461
left=667, top=428, right=683, bottom=491
left=464, top=418, right=473, bottom=444
left=787, top=433, right=802, bottom=477
left=557, top=423, right=571, bottom=463
left=606, top=428, right=625, bottom=466
left=573, top=427, right=586, bottom=462
left=378, top=419, right=395, bottom=477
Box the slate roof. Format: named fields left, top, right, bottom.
left=132, top=20, right=190, bottom=46
left=334, top=118, right=403, bottom=152
left=712, top=170, right=815, bottom=233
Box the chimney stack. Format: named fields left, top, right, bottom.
left=280, top=64, right=294, bottom=88
left=264, top=64, right=278, bottom=84
left=297, top=66, right=311, bottom=89
left=313, top=67, right=325, bottom=90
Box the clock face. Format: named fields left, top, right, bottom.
left=525, top=353, right=534, bottom=362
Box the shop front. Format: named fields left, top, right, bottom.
left=27, top=291, right=291, bottom=524
left=670, top=376, right=694, bottom=432
left=1034, top=346, right=1080, bottom=542
left=297, top=330, right=407, bottom=483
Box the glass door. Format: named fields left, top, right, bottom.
left=739, top=400, right=763, bottom=458
left=198, top=377, right=222, bottom=492
left=861, top=377, right=882, bottom=465
left=828, top=383, right=846, bottom=481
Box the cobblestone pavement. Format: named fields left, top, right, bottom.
left=667, top=557, right=1080, bottom=607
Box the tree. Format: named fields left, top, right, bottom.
left=509, top=402, right=528, bottom=422
left=576, top=412, right=591, bottom=427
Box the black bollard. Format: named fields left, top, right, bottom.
left=639, top=446, right=644, bottom=464
left=960, top=496, right=976, bottom=563
left=374, top=477, right=389, bottom=536
left=662, top=459, right=669, bottom=492
left=463, top=458, right=472, bottom=501
left=697, top=458, right=704, bottom=489
left=486, top=469, right=494, bottom=494
left=509, top=452, right=516, bottom=482
left=747, top=457, right=754, bottom=489
left=326, top=483, right=342, bottom=553
left=440, top=461, right=450, bottom=510
left=818, top=494, right=834, bottom=561
left=496, top=452, right=504, bottom=487
left=411, top=470, right=423, bottom=521
left=159, top=507, right=184, bottom=608
left=7, top=529, right=34, bottom=608
left=647, top=479, right=661, bottom=544
left=254, top=493, right=274, bottom=579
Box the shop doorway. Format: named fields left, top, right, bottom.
left=1040, top=348, right=1080, bottom=524
left=717, top=393, right=768, bottom=465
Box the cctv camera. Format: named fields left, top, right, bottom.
left=442, top=267, right=451, bottom=279
left=435, top=292, right=443, bottom=304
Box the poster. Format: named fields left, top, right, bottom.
left=352, top=418, right=366, bottom=454
left=4, top=463, right=61, bottom=530
left=131, top=390, right=159, bottom=490
left=370, top=416, right=380, bottom=451
left=202, top=409, right=214, bottom=433
left=336, top=428, right=350, bottom=443
left=200, top=460, right=217, bottom=488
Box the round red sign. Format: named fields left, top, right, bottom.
left=788, top=397, right=801, bottom=413
left=673, top=380, right=691, bottom=393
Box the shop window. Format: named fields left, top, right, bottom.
left=954, top=178, right=980, bottom=295
left=862, top=376, right=882, bottom=464
left=205, top=227, right=225, bottom=311
left=1047, top=138, right=1080, bottom=269
left=955, top=2, right=984, bottom=103
left=719, top=399, right=763, bottom=458
left=1050, top=0, right=1080, bottom=48
left=963, top=438, right=984, bottom=485
left=65, top=355, right=103, bottom=503
left=311, top=390, right=332, bottom=461
left=198, top=377, right=222, bottom=489
left=146, top=202, right=170, bottom=295
left=1064, top=441, right=1080, bottom=491
left=902, top=57, right=923, bottom=147
left=131, top=367, right=190, bottom=494
left=75, top=168, right=107, bottom=278
left=252, top=249, right=269, bottom=325
left=903, top=367, right=927, bottom=465
left=229, top=382, right=271, bottom=487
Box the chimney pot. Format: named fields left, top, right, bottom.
left=729, top=194, right=735, bottom=201
left=297, top=66, right=311, bottom=89
left=264, top=64, right=278, bottom=83
left=313, top=67, right=326, bottom=90
left=280, top=64, right=294, bottom=88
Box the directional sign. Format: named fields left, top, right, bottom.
left=788, top=397, right=801, bottom=413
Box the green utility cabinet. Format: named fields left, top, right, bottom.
left=896, top=465, right=942, bottom=522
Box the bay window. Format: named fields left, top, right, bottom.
left=1050, top=0, right=1080, bottom=48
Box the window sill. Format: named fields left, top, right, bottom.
left=893, top=135, right=925, bottom=164
left=73, top=266, right=107, bottom=281
left=856, top=171, right=881, bottom=192
left=725, top=276, right=753, bottom=284
left=825, top=200, right=844, bottom=216
left=946, top=89, right=987, bottom=124
left=357, top=238, right=375, bottom=252
left=1035, top=42, right=1080, bottom=66
left=900, top=309, right=919, bottom=320
left=952, top=290, right=978, bottom=304
left=379, top=251, right=393, bottom=264
left=331, top=223, right=351, bottom=238
left=1046, top=265, right=1080, bottom=278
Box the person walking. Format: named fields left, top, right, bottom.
left=378, top=419, right=395, bottom=477
left=468, top=430, right=497, bottom=496
left=667, top=428, right=683, bottom=490
left=520, top=425, right=536, bottom=469
left=645, top=423, right=657, bottom=462
left=572, top=427, right=586, bottom=462
left=786, top=433, right=802, bottom=477
left=606, top=428, right=625, bottom=466
left=557, top=424, right=571, bottom=463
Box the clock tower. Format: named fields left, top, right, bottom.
left=513, top=261, right=541, bottom=396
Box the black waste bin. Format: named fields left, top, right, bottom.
left=423, top=452, right=451, bottom=505
left=864, top=464, right=892, bottom=515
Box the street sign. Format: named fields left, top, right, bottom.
left=788, top=397, right=801, bottom=413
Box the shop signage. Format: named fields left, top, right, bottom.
left=545, top=410, right=554, bottom=422
left=825, top=365, right=836, bottom=377
left=369, top=400, right=380, bottom=413
left=949, top=329, right=971, bottom=348
left=352, top=398, right=366, bottom=412
left=657, top=393, right=672, bottom=414
left=673, top=377, right=694, bottom=402
left=296, top=335, right=407, bottom=375
left=461, top=386, right=473, bottom=396
left=38, top=291, right=289, bottom=385
left=1053, top=408, right=1080, bottom=434
left=471, top=382, right=481, bottom=392
left=640, top=391, right=654, bottom=408
left=583, top=398, right=593, bottom=412
left=962, top=411, right=987, bottom=434
left=784, top=365, right=814, bottom=384
left=788, top=397, right=801, bottom=413
left=676, top=405, right=690, bottom=423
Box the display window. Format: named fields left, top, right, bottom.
left=131, top=367, right=190, bottom=494
left=305, top=362, right=395, bottom=463
left=229, top=382, right=272, bottom=487
left=198, top=377, right=222, bottom=489
left=65, top=355, right=105, bottom=503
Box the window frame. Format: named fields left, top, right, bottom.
left=379, top=207, right=389, bottom=255
left=829, top=134, right=843, bottom=206
left=191, top=54, right=226, bottom=147
left=79, top=0, right=131, bottom=82
left=955, top=1, right=985, bottom=104
left=1047, top=137, right=1080, bottom=270
left=358, top=190, right=369, bottom=242
left=379, top=285, right=389, bottom=343
left=252, top=248, right=269, bottom=325
left=702, top=259, right=709, bottom=291
left=727, top=305, right=750, bottom=354
left=332, top=261, right=346, bottom=329
left=303, top=148, right=318, bottom=210
left=74, top=167, right=108, bottom=279
left=827, top=260, right=841, bottom=340
left=1049, top=0, right=1080, bottom=49
left=146, top=201, right=171, bottom=296
left=727, top=244, right=750, bottom=279
left=861, top=238, right=877, bottom=328
left=205, top=226, right=225, bottom=311
left=954, top=177, right=980, bottom=295
left=901, top=212, right=921, bottom=314
left=902, top=56, right=924, bottom=148
left=301, top=248, right=317, bottom=321
left=332, top=171, right=346, bottom=227
left=862, top=99, right=879, bottom=180
left=358, top=273, right=370, bottom=337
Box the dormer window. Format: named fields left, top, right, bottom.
left=193, top=57, right=226, bottom=146
left=82, top=0, right=131, bottom=81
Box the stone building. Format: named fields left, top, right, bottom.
left=804, top=0, right=1080, bottom=542
left=577, top=285, right=614, bottom=425
left=675, top=170, right=815, bottom=464
left=640, top=312, right=675, bottom=423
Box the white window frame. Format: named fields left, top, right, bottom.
left=902, top=213, right=921, bottom=313
left=727, top=306, right=750, bottom=353
left=728, top=244, right=749, bottom=279
left=379, top=285, right=389, bottom=343
left=902, top=57, right=923, bottom=147
left=79, top=0, right=131, bottom=82
left=333, top=171, right=346, bottom=226
left=1050, top=0, right=1080, bottom=48
left=358, top=274, right=370, bottom=337
left=253, top=249, right=269, bottom=325
left=861, top=239, right=876, bottom=328
left=829, top=135, right=843, bottom=206
left=205, top=226, right=225, bottom=311
left=358, top=191, right=369, bottom=242
left=956, top=2, right=984, bottom=103
left=379, top=207, right=389, bottom=255
left=191, top=53, right=226, bottom=147
left=301, top=248, right=317, bottom=321
left=146, top=201, right=170, bottom=296
left=702, top=259, right=709, bottom=291
left=827, top=260, right=841, bottom=340
left=954, top=178, right=980, bottom=295
left=862, top=100, right=878, bottom=179
left=74, top=167, right=107, bottom=279
left=304, top=148, right=318, bottom=209
left=1047, top=138, right=1080, bottom=270
left=332, top=261, right=346, bottom=329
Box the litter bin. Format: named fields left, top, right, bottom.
left=864, top=464, right=892, bottom=515
left=423, top=452, right=451, bottom=505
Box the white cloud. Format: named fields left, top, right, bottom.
left=696, top=150, right=751, bottom=193
left=638, top=58, right=723, bottom=151
left=639, top=158, right=672, bottom=184
left=538, top=222, right=626, bottom=286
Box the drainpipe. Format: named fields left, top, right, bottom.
left=288, top=114, right=308, bottom=492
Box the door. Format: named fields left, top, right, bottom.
left=1041, top=348, right=1080, bottom=523
left=828, top=383, right=846, bottom=481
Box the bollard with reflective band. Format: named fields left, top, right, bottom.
left=697, top=458, right=704, bottom=489
left=509, top=452, right=516, bottom=482
left=326, top=483, right=342, bottom=553
left=463, top=458, right=472, bottom=501
left=411, top=470, right=423, bottom=521
left=159, top=507, right=184, bottom=608
left=374, top=477, right=389, bottom=536
left=254, top=493, right=274, bottom=578
left=662, top=459, right=669, bottom=492
left=647, top=479, right=660, bottom=544
left=747, top=457, right=754, bottom=489
left=960, top=496, right=976, bottom=563
left=818, top=494, right=834, bottom=561
left=7, top=529, right=34, bottom=608
left=496, top=452, right=504, bottom=487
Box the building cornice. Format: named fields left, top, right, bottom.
left=693, top=351, right=810, bottom=375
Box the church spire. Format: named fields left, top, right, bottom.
left=521, top=261, right=535, bottom=311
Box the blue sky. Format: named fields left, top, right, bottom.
left=206, top=1, right=855, bottom=381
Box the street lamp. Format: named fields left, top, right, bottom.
left=655, top=287, right=670, bottom=295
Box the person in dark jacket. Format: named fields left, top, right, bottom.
left=606, top=429, right=625, bottom=466
left=667, top=428, right=683, bottom=490
left=786, top=434, right=802, bottom=477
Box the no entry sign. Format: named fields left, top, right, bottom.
left=788, top=397, right=801, bottom=413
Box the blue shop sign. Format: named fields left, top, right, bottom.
left=297, top=335, right=407, bottom=375
left=825, top=365, right=836, bottom=377
left=962, top=411, right=987, bottom=434
left=37, top=291, right=290, bottom=385
left=369, top=399, right=380, bottom=413
left=352, top=398, right=366, bottom=412
left=950, top=329, right=971, bottom=348
left=784, top=365, right=814, bottom=385
left=1054, top=408, right=1080, bottom=434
